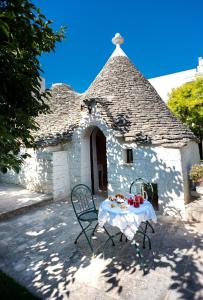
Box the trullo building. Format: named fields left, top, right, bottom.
left=0, top=33, right=200, bottom=216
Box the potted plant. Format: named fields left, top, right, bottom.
left=189, top=164, right=203, bottom=195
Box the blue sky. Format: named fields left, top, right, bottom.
left=37, top=0, right=203, bottom=92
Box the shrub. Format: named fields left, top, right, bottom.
left=189, top=164, right=203, bottom=183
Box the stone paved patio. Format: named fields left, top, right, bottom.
left=0, top=196, right=203, bottom=300
left=0, top=183, right=53, bottom=221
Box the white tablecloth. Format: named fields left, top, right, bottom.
left=98, top=199, right=157, bottom=241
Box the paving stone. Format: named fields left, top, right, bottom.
left=0, top=241, right=9, bottom=256
left=165, top=288, right=203, bottom=300
left=13, top=261, right=26, bottom=272
left=16, top=243, right=28, bottom=252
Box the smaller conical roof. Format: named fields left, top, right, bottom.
left=83, top=33, right=196, bottom=147
left=34, top=84, right=81, bottom=146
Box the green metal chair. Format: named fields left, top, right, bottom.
left=129, top=178, right=155, bottom=249
left=71, top=184, right=115, bottom=253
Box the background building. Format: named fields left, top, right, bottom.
left=149, top=57, right=203, bottom=102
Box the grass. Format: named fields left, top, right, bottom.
left=0, top=270, right=40, bottom=300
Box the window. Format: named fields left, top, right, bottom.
left=126, top=149, right=133, bottom=163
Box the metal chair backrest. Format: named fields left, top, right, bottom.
left=71, top=184, right=96, bottom=217
left=129, top=178, right=153, bottom=201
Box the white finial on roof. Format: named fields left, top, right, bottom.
left=111, top=33, right=127, bottom=58
left=112, top=33, right=124, bottom=46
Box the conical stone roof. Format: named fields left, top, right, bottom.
left=34, top=84, right=81, bottom=146
left=83, top=34, right=196, bottom=147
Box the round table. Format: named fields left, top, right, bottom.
left=98, top=199, right=157, bottom=241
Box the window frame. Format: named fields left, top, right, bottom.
left=126, top=148, right=133, bottom=164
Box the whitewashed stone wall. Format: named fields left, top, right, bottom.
left=0, top=148, right=71, bottom=200
left=64, top=136, right=82, bottom=189
left=0, top=149, right=53, bottom=194
left=110, top=143, right=200, bottom=216
left=52, top=151, right=70, bottom=200
left=107, top=143, right=185, bottom=215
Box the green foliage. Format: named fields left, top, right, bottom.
left=167, top=76, right=203, bottom=138
left=189, top=164, right=203, bottom=183
left=0, top=0, right=65, bottom=172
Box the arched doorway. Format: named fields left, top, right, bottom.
left=90, top=127, right=108, bottom=194
left=81, top=126, right=107, bottom=195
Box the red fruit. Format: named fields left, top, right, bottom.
left=134, top=201, right=140, bottom=208
left=128, top=198, right=134, bottom=205
left=135, top=194, right=144, bottom=202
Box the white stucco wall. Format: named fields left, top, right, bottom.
left=52, top=151, right=70, bottom=200
left=64, top=137, right=82, bottom=189
left=0, top=149, right=53, bottom=193
left=0, top=148, right=70, bottom=200
left=107, top=140, right=186, bottom=215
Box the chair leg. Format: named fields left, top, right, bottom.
left=131, top=240, right=142, bottom=259
left=83, top=228, right=94, bottom=253
left=131, top=240, right=147, bottom=273
left=140, top=221, right=154, bottom=250
left=144, top=221, right=155, bottom=234
left=92, top=223, right=98, bottom=236
left=102, top=232, right=122, bottom=257
left=74, top=229, right=84, bottom=244
left=148, top=221, right=155, bottom=233
left=137, top=230, right=151, bottom=250
left=120, top=233, right=123, bottom=242
left=103, top=226, right=115, bottom=246
left=74, top=222, right=92, bottom=244
left=119, top=233, right=129, bottom=243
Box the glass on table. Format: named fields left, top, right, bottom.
left=125, top=193, right=133, bottom=199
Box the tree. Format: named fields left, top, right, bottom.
left=167, top=76, right=203, bottom=156
left=0, top=0, right=65, bottom=172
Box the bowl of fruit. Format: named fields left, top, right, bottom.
left=115, top=193, right=125, bottom=204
